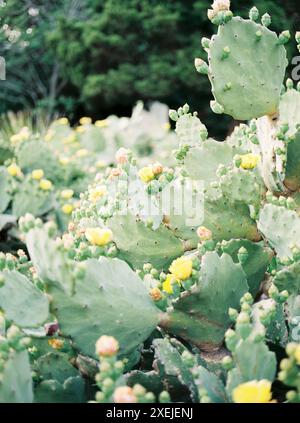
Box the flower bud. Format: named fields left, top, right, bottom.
left=95, top=335, right=119, bottom=357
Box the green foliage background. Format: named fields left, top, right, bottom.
left=0, top=0, right=299, bottom=137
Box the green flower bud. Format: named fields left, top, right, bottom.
left=159, top=390, right=171, bottom=403
left=278, top=30, right=291, bottom=45
left=249, top=7, right=259, bottom=21
left=169, top=109, right=178, bottom=122
left=210, top=100, right=224, bottom=115
left=261, top=13, right=271, bottom=27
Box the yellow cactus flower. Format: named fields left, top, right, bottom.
left=162, top=274, right=180, bottom=294
left=39, top=179, right=52, bottom=191
left=233, top=380, right=272, bottom=403
left=62, top=204, right=74, bottom=215
left=31, top=169, right=44, bottom=180
left=59, top=157, right=70, bottom=165
left=79, top=117, right=92, bottom=125
left=61, top=189, right=74, bottom=200
left=138, top=166, right=155, bottom=183
left=240, top=154, right=260, bottom=170
left=56, top=117, right=68, bottom=125
left=169, top=256, right=193, bottom=280
left=295, top=345, right=300, bottom=365
left=89, top=185, right=107, bottom=203
left=76, top=148, right=88, bottom=158
left=95, top=119, right=108, bottom=128
left=7, top=163, right=22, bottom=177
left=48, top=339, right=64, bottom=350
left=85, top=227, right=113, bottom=246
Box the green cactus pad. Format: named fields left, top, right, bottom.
left=0, top=167, right=11, bottom=214
left=153, top=338, right=198, bottom=402
left=12, top=177, right=55, bottom=218
left=219, top=168, right=265, bottom=207
left=26, top=227, right=74, bottom=293
left=34, top=352, right=79, bottom=384
left=108, top=214, right=184, bottom=270
left=33, top=351, right=86, bottom=402
left=226, top=339, right=276, bottom=396
left=277, top=89, right=300, bottom=190
left=252, top=299, right=288, bottom=346
left=47, top=257, right=159, bottom=358
left=218, top=239, right=272, bottom=296
left=175, top=113, right=207, bottom=146
left=125, top=370, right=164, bottom=397
left=159, top=252, right=248, bottom=350
left=193, top=365, right=228, bottom=403
left=258, top=204, right=300, bottom=258
left=34, top=377, right=85, bottom=403
left=0, top=270, right=49, bottom=327
left=203, top=192, right=261, bottom=242
left=0, top=350, right=33, bottom=403
left=285, top=130, right=300, bottom=191
left=207, top=17, right=287, bottom=120
left=279, top=89, right=300, bottom=135
left=286, top=294, right=300, bottom=342
left=159, top=178, right=203, bottom=247
left=79, top=125, right=106, bottom=152
left=274, top=261, right=300, bottom=295
left=183, top=139, right=235, bottom=185
left=226, top=124, right=251, bottom=152
left=16, top=140, right=63, bottom=182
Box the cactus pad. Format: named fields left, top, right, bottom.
left=0, top=350, right=33, bottom=403
left=47, top=257, right=159, bottom=358
left=218, top=239, right=272, bottom=296
left=160, top=252, right=248, bottom=350
left=207, top=17, right=287, bottom=120
left=108, top=214, right=184, bottom=270
left=258, top=204, right=300, bottom=258
left=0, top=270, right=49, bottom=327
left=183, top=139, right=235, bottom=184
left=0, top=167, right=11, bottom=214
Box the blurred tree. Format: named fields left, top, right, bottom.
left=0, top=0, right=299, bottom=137
left=0, top=0, right=86, bottom=118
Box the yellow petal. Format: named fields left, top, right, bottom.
left=169, top=256, right=193, bottom=280
left=233, top=380, right=272, bottom=403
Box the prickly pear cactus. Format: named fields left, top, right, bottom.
left=1, top=2, right=300, bottom=405
left=197, top=6, right=288, bottom=120
left=0, top=326, right=33, bottom=403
